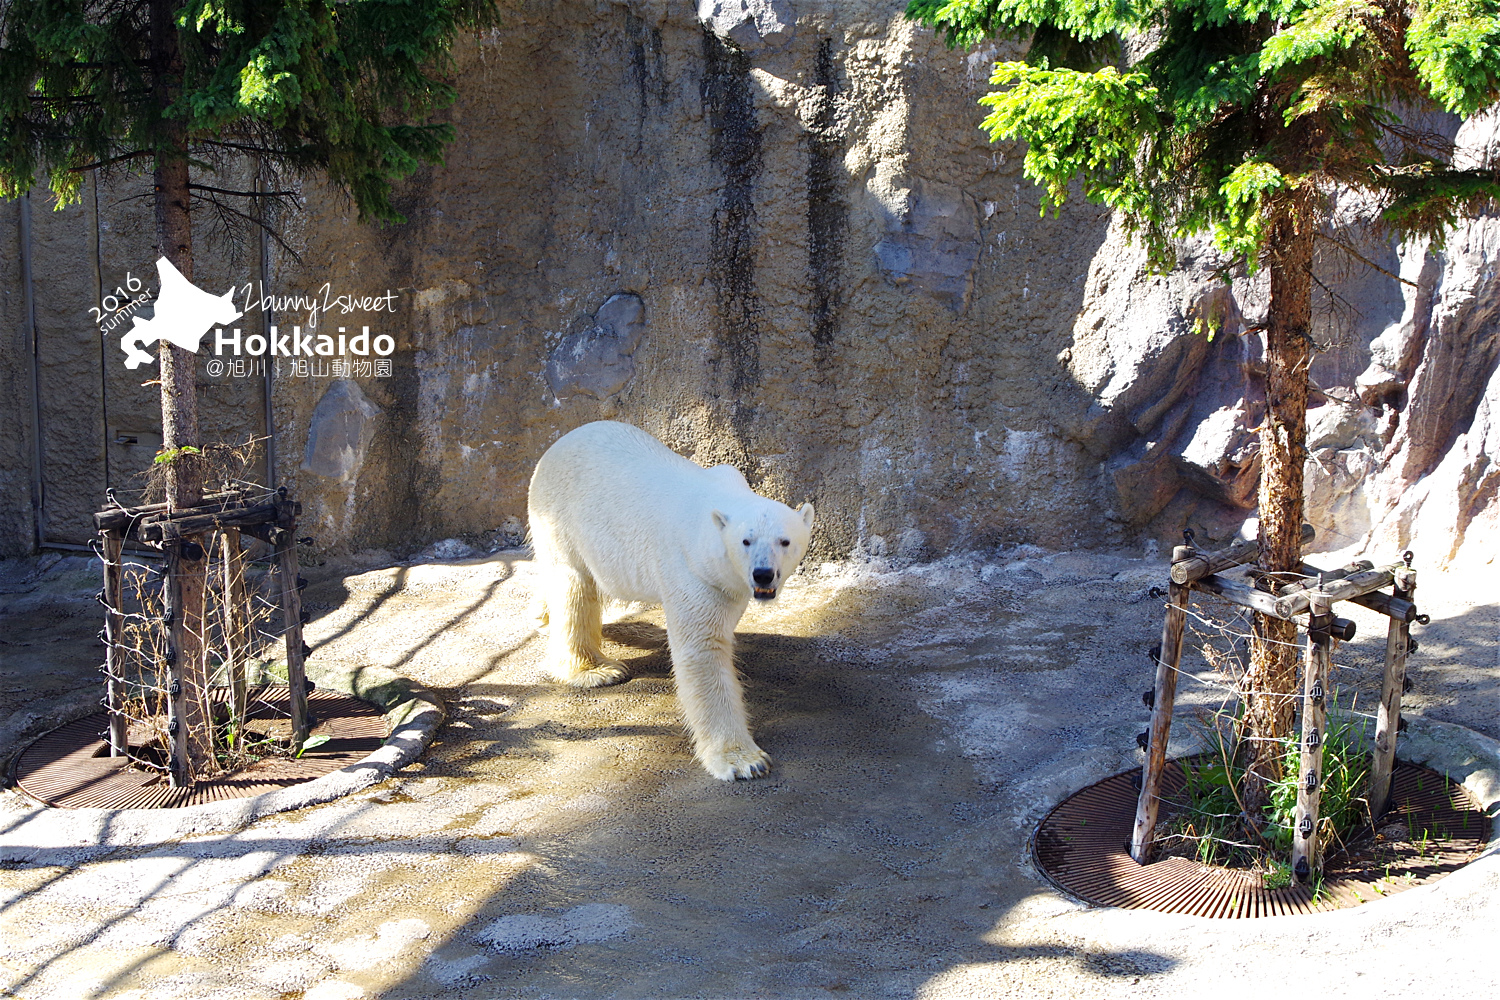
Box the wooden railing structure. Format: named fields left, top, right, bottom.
left=93, top=485, right=310, bottom=787
left=1131, top=527, right=1425, bottom=883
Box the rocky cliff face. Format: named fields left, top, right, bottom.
left=4, top=0, right=1495, bottom=572
left=1060, top=109, right=1500, bottom=571
left=1358, top=114, right=1500, bottom=570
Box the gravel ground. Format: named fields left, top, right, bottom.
left=0, top=545, right=1496, bottom=1000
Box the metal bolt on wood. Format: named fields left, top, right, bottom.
left=221, top=529, right=250, bottom=734
left=1293, top=593, right=1333, bottom=881
left=100, top=530, right=128, bottom=757
left=1370, top=561, right=1416, bottom=818
left=1132, top=544, right=1194, bottom=864
left=164, top=542, right=191, bottom=787
left=276, top=524, right=310, bottom=745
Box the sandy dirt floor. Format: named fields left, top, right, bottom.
left=0, top=546, right=1496, bottom=1000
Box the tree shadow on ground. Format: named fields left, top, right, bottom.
left=351, top=615, right=1176, bottom=1000
left=1382, top=598, right=1499, bottom=742
left=17, top=561, right=1494, bottom=997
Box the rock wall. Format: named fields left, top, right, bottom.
left=3, top=0, right=1496, bottom=572
left=1061, top=109, right=1500, bottom=572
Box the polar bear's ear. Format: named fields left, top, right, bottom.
left=798, top=503, right=815, bottom=528
left=711, top=509, right=729, bottom=530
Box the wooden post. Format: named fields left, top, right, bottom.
left=275, top=523, right=309, bottom=745
left=220, top=529, right=249, bottom=737
left=100, top=530, right=128, bottom=756
left=1369, top=562, right=1416, bottom=818
left=164, top=542, right=192, bottom=786
left=1131, top=544, right=1194, bottom=864
left=1292, top=593, right=1332, bottom=882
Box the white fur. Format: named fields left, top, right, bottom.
left=527, top=421, right=815, bottom=780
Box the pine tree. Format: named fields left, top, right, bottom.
left=907, top=0, right=1500, bottom=804
left=1, top=0, right=496, bottom=777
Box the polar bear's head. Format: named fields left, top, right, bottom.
left=712, top=501, right=815, bottom=601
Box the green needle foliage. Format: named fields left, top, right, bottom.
left=906, top=0, right=1500, bottom=271
left=909, top=0, right=1500, bottom=815
left=0, top=0, right=498, bottom=222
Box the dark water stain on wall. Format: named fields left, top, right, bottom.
left=700, top=31, right=763, bottom=438
left=355, top=209, right=436, bottom=549
left=807, top=38, right=847, bottom=352
left=626, top=11, right=669, bottom=116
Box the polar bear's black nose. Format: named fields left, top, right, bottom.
left=753, top=568, right=774, bottom=587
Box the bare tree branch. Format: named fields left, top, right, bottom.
left=1314, top=231, right=1418, bottom=288
left=69, top=150, right=153, bottom=172
left=188, top=183, right=297, bottom=198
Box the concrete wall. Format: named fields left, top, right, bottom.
left=2, top=0, right=1495, bottom=571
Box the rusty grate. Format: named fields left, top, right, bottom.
left=1034, top=759, right=1489, bottom=917
left=12, top=686, right=387, bottom=809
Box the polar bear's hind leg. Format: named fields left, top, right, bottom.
left=541, top=564, right=629, bottom=688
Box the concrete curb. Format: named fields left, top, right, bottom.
left=0, top=665, right=445, bottom=860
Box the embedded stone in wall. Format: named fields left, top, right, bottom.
left=697, top=0, right=793, bottom=52
left=302, top=380, right=382, bottom=483
left=1303, top=394, right=1379, bottom=550
left=1112, top=452, right=1181, bottom=525
left=545, top=293, right=648, bottom=401
left=873, top=181, right=981, bottom=311
left=1355, top=245, right=1441, bottom=409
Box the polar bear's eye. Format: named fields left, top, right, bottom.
left=779, top=539, right=790, bottom=547
left=742, top=539, right=751, bottom=546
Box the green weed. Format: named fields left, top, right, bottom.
left=1164, top=702, right=1374, bottom=879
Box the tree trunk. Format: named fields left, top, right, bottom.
left=152, top=0, right=214, bottom=778
left=1241, top=198, right=1314, bottom=811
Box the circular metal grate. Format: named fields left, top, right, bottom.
left=1034, top=759, right=1489, bottom=918
left=12, top=686, right=388, bottom=809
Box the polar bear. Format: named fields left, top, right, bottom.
left=528, top=421, right=815, bottom=780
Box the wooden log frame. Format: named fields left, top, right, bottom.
left=1193, top=573, right=1285, bottom=619
left=1131, top=545, right=1194, bottom=864
left=93, top=486, right=261, bottom=534
left=90, top=490, right=312, bottom=782
left=137, top=502, right=287, bottom=542
left=1194, top=570, right=1407, bottom=629
left=1248, top=558, right=1373, bottom=594
left=1272, top=564, right=1404, bottom=619
left=1170, top=524, right=1316, bottom=585
left=1292, top=594, right=1333, bottom=882
left=1251, top=561, right=1420, bottom=623
left=94, top=488, right=299, bottom=546
left=1369, top=562, right=1417, bottom=818
left=1130, top=523, right=1430, bottom=866
left=1344, top=587, right=1420, bottom=625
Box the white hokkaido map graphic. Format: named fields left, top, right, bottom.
left=120, top=256, right=242, bottom=369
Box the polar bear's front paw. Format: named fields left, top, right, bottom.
left=552, top=657, right=629, bottom=689
left=704, top=744, right=772, bottom=781
left=575, top=662, right=630, bottom=688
